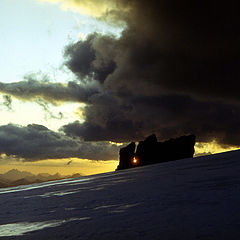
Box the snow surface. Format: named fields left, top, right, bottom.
left=1, top=150, right=240, bottom=239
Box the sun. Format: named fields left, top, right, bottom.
left=132, top=156, right=139, bottom=165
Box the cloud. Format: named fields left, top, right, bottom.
left=0, top=124, right=119, bottom=161
left=60, top=1, right=240, bottom=103
left=61, top=94, right=240, bottom=147
left=36, top=98, right=64, bottom=120
left=40, top=0, right=128, bottom=19
left=2, top=95, right=12, bottom=111
left=0, top=77, right=100, bottom=104
left=2, top=0, right=240, bottom=150
left=58, top=0, right=240, bottom=147
left=64, top=33, right=117, bottom=83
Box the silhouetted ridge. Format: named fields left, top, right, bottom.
left=116, top=134, right=196, bottom=170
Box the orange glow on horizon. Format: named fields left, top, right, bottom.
left=0, top=158, right=119, bottom=176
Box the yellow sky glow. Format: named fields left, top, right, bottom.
left=194, top=140, right=239, bottom=156
left=0, top=140, right=238, bottom=176
left=0, top=94, right=84, bottom=131
left=0, top=157, right=119, bottom=176
left=40, top=0, right=116, bottom=17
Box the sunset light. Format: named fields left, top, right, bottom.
left=0, top=0, right=240, bottom=239
left=0, top=0, right=239, bottom=185
left=132, top=157, right=138, bottom=165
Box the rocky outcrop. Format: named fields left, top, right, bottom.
left=116, top=134, right=196, bottom=170
left=116, top=142, right=136, bottom=170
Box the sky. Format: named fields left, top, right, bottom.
left=0, top=0, right=239, bottom=176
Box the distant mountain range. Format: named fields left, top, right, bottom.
left=0, top=169, right=82, bottom=188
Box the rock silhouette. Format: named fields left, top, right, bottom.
left=116, top=134, right=196, bottom=170
left=117, top=142, right=136, bottom=170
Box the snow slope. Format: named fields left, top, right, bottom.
left=0, top=150, right=240, bottom=239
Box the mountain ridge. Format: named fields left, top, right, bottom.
left=0, top=169, right=82, bottom=188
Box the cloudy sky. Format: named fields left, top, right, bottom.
left=0, top=0, right=239, bottom=175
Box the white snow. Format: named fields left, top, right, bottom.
left=0, top=150, right=240, bottom=239
left=0, top=218, right=91, bottom=237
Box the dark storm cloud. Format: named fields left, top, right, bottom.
left=0, top=77, right=100, bottom=104
left=64, top=33, right=116, bottom=83
left=64, top=0, right=240, bottom=102
left=58, top=0, right=240, bottom=147
left=62, top=94, right=240, bottom=147
left=0, top=124, right=119, bottom=161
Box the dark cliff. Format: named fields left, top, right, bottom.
left=116, top=134, right=196, bottom=170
